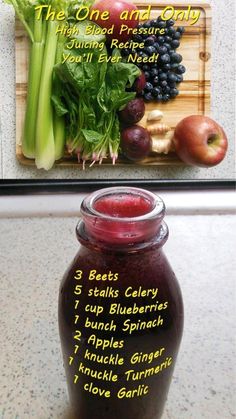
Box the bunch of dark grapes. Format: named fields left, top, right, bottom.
left=122, top=17, right=186, bottom=103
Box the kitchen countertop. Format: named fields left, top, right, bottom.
left=0, top=190, right=235, bottom=217
left=0, top=212, right=235, bottom=418
left=0, top=0, right=235, bottom=179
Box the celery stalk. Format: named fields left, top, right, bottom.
left=53, top=34, right=66, bottom=161
left=5, top=0, right=96, bottom=170
left=35, top=20, right=58, bottom=170
left=22, top=14, right=45, bottom=158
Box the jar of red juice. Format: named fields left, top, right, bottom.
left=59, top=187, right=184, bottom=419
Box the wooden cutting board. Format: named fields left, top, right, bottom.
left=15, top=1, right=211, bottom=168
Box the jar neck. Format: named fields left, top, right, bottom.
left=77, top=187, right=168, bottom=251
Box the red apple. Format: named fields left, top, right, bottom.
left=173, top=115, right=228, bottom=167
left=91, top=0, right=138, bottom=42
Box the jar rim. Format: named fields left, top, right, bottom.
left=80, top=187, right=165, bottom=223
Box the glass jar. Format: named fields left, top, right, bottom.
left=59, top=187, right=184, bottom=419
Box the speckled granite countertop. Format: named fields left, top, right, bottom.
left=0, top=0, right=235, bottom=179
left=0, top=214, right=235, bottom=418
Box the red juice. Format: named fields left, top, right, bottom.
left=59, top=187, right=184, bottom=419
